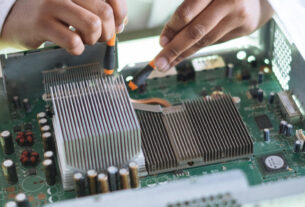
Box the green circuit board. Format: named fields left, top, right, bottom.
left=0, top=58, right=304, bottom=207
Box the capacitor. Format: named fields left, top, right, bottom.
left=87, top=169, right=98, bottom=195
left=107, top=166, right=119, bottom=191
left=129, top=162, right=139, bottom=189
left=279, top=120, right=287, bottom=134
left=2, top=159, right=18, bottom=185
left=264, top=128, right=270, bottom=142
left=43, top=159, right=56, bottom=185
left=45, top=105, right=53, bottom=117
left=98, top=173, right=109, bottom=193
left=257, top=89, right=264, bottom=102
left=269, top=92, right=275, bottom=104
left=258, top=71, right=264, bottom=84
left=36, top=112, right=47, bottom=120
left=43, top=151, right=56, bottom=176
left=40, top=125, right=51, bottom=134
left=5, top=201, right=17, bottom=207
left=42, top=132, right=54, bottom=151
left=285, top=124, right=293, bottom=137
left=226, top=63, right=234, bottom=79
left=38, top=118, right=48, bottom=127
left=15, top=193, right=30, bottom=207
left=119, top=168, right=130, bottom=190
left=1, top=130, right=14, bottom=154
left=294, top=140, right=301, bottom=153
left=22, top=98, right=31, bottom=112
left=73, top=172, right=86, bottom=197
left=12, top=96, right=20, bottom=109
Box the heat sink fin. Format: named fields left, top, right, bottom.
left=137, top=95, right=253, bottom=174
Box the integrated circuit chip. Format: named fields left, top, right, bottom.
left=254, top=114, right=273, bottom=130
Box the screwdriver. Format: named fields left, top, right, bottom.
left=128, top=60, right=156, bottom=91
left=104, top=34, right=116, bottom=75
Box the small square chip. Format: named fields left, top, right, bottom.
left=254, top=114, right=273, bottom=130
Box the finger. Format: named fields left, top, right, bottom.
left=73, top=0, right=115, bottom=42
left=170, top=16, right=243, bottom=67
left=154, top=0, right=230, bottom=72
left=41, top=19, right=85, bottom=55
left=106, top=0, right=128, bottom=33
left=160, top=0, right=212, bottom=47
left=53, top=0, right=102, bottom=45
left=216, top=27, right=248, bottom=44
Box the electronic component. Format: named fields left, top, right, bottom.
left=269, top=92, right=275, bottom=104
left=43, top=159, right=56, bottom=186
left=98, top=173, right=109, bottom=194
left=24, top=123, right=32, bottom=130
left=259, top=154, right=287, bottom=173
left=1, top=130, right=14, bottom=154
left=37, top=112, right=47, bottom=120
left=38, top=118, right=48, bottom=127
left=2, top=159, right=18, bottom=185
left=129, top=162, right=139, bottom=189
left=176, top=61, right=195, bottom=82
left=73, top=173, right=86, bottom=197
left=16, top=131, right=34, bottom=147
left=42, top=132, right=54, bottom=151
left=294, top=140, right=301, bottom=153
left=285, top=124, right=293, bottom=137
left=241, top=70, right=251, bottom=80
left=12, top=96, right=20, bottom=109
left=226, top=63, right=234, bottom=78
left=279, top=120, right=287, bottom=134
left=20, top=150, right=39, bottom=166
left=5, top=201, right=17, bottom=207
left=277, top=91, right=302, bottom=123
left=254, top=115, right=273, bottom=130
left=52, top=76, right=141, bottom=190
left=87, top=170, right=98, bottom=195
left=44, top=151, right=55, bottom=162
left=45, top=105, right=53, bottom=117
left=119, top=169, right=130, bottom=190
left=191, top=55, right=225, bottom=72
left=107, top=166, right=119, bottom=192
left=296, top=129, right=305, bottom=150
left=137, top=95, right=253, bottom=174
left=264, top=129, right=270, bottom=142
left=258, top=71, right=264, bottom=84
left=249, top=87, right=259, bottom=99
left=28, top=168, right=37, bottom=176
left=15, top=193, right=30, bottom=207
left=41, top=125, right=51, bottom=134
left=22, top=98, right=31, bottom=112
left=257, top=89, right=264, bottom=102
left=13, top=125, right=22, bottom=132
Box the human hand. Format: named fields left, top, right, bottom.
left=0, top=0, right=127, bottom=55
left=154, top=0, right=274, bottom=72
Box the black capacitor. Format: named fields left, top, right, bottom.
left=87, top=170, right=98, bottom=195
left=15, top=193, right=30, bottom=207
left=294, top=140, right=301, bottom=153
left=2, top=159, right=18, bottom=185
left=5, top=201, right=17, bottom=207
left=38, top=118, right=48, bottom=128
left=1, top=130, right=15, bottom=154
left=258, top=71, right=264, bottom=84
left=43, top=159, right=56, bottom=185
left=279, top=120, right=287, bottom=134
left=269, top=92, right=275, bottom=104
left=43, top=151, right=57, bottom=176
left=45, top=105, right=53, bottom=117
left=264, top=128, right=270, bottom=142
left=286, top=124, right=293, bottom=137
left=22, top=98, right=31, bottom=112
left=257, top=89, right=264, bottom=102
left=40, top=125, right=51, bottom=134
left=226, top=63, right=234, bottom=79
left=42, top=132, right=54, bottom=151
left=73, top=173, right=86, bottom=197
left=107, top=166, right=119, bottom=192
left=12, top=96, right=20, bottom=110
left=36, top=112, right=47, bottom=120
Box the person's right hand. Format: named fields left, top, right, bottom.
left=0, top=0, right=127, bottom=55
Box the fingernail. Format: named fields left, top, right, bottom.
left=160, top=36, right=169, bottom=46
left=123, top=16, right=128, bottom=25
left=117, top=24, right=125, bottom=34
left=155, top=57, right=170, bottom=71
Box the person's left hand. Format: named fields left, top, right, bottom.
left=154, top=0, right=274, bottom=72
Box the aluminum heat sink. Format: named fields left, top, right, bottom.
left=136, top=95, right=253, bottom=174
left=48, top=70, right=141, bottom=190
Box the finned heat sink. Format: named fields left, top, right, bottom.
left=136, top=95, right=253, bottom=174
left=50, top=75, right=141, bottom=190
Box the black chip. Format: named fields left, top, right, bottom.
left=14, top=125, right=22, bottom=132
left=258, top=153, right=288, bottom=174
left=254, top=114, right=273, bottom=130
left=249, top=87, right=259, bottom=98
left=24, top=123, right=33, bottom=130
left=28, top=168, right=37, bottom=176
left=214, top=85, right=222, bottom=91
left=241, top=70, right=251, bottom=80
left=200, top=90, right=208, bottom=97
